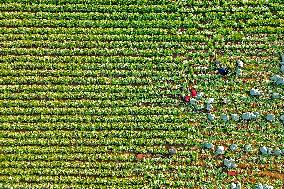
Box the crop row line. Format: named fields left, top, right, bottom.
left=0, top=18, right=282, bottom=29
left=0, top=2, right=281, bottom=13
left=1, top=32, right=283, bottom=42
left=0, top=39, right=281, bottom=50
left=0, top=11, right=282, bottom=21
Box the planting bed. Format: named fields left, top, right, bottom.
left=0, top=0, right=283, bottom=188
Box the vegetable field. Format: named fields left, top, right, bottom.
left=0, top=0, right=284, bottom=188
